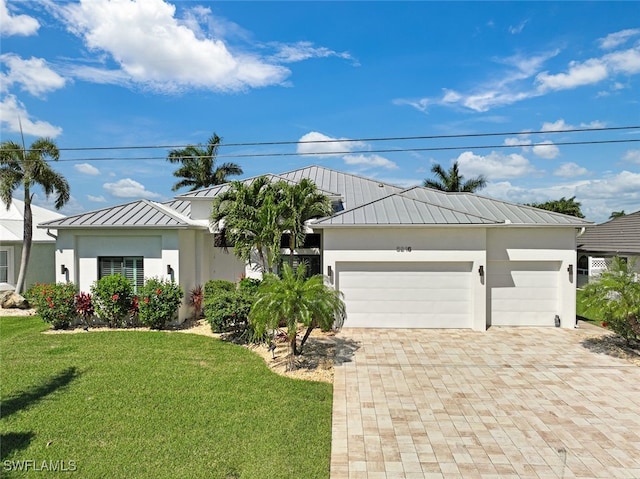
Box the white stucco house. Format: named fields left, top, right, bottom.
left=39, top=165, right=591, bottom=329
left=1, top=198, right=64, bottom=291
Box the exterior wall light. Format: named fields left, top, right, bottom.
left=478, top=265, right=484, bottom=278
left=167, top=265, right=173, bottom=275
left=60, top=264, right=68, bottom=275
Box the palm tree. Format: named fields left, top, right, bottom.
left=210, top=176, right=285, bottom=273
left=526, top=196, right=585, bottom=218
left=167, top=133, right=243, bottom=191
left=0, top=137, right=70, bottom=294
left=249, top=263, right=345, bottom=368
left=423, top=161, right=487, bottom=192
left=609, top=210, right=625, bottom=220
left=281, top=178, right=332, bottom=264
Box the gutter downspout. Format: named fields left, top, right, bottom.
left=46, top=228, right=57, bottom=240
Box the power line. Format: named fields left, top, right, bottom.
left=50, top=137, right=640, bottom=162
left=3, top=125, right=639, bottom=154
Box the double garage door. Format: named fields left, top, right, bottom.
left=337, top=262, right=473, bottom=328
left=337, top=261, right=560, bottom=328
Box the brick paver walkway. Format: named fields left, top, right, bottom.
left=330, top=326, right=640, bottom=478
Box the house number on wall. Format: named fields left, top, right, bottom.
left=396, top=246, right=412, bottom=252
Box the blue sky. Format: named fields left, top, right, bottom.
left=1, top=0, right=639, bottom=223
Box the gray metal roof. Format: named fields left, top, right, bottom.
left=276, top=165, right=402, bottom=211
left=311, top=192, right=498, bottom=226
left=312, top=186, right=592, bottom=227
left=577, top=210, right=640, bottom=254
left=175, top=172, right=341, bottom=201
left=38, top=199, right=204, bottom=229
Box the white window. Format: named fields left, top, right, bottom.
left=98, top=257, right=144, bottom=292
left=0, top=247, right=14, bottom=286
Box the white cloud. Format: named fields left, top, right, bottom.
left=87, top=195, right=106, bottom=202
left=343, top=154, right=397, bottom=170
left=0, top=0, right=39, bottom=36
left=484, top=172, right=640, bottom=223
left=541, top=119, right=572, bottom=132
left=504, top=136, right=531, bottom=147
left=268, top=41, right=355, bottom=64
left=397, top=31, right=640, bottom=114
left=0, top=94, right=62, bottom=137
left=532, top=141, right=560, bottom=159
left=598, top=28, right=640, bottom=50
left=456, top=151, right=538, bottom=180
left=508, top=19, right=528, bottom=35
left=604, top=47, right=640, bottom=75
left=0, top=54, right=66, bottom=96
left=297, top=131, right=364, bottom=156
left=103, top=178, right=162, bottom=199
left=554, top=162, right=588, bottom=178
left=623, top=150, right=640, bottom=164
left=536, top=59, right=608, bottom=91
left=56, top=0, right=289, bottom=93
left=75, top=163, right=100, bottom=175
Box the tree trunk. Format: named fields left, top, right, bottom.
left=299, top=319, right=317, bottom=354
left=15, top=190, right=32, bottom=295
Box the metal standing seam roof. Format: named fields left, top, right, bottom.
left=276, top=165, right=403, bottom=211
left=577, top=210, right=640, bottom=254
left=37, top=199, right=205, bottom=229
left=312, top=186, right=593, bottom=227
left=311, top=191, right=499, bottom=226
left=174, top=172, right=341, bottom=200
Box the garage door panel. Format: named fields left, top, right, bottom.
left=346, top=299, right=469, bottom=315
left=488, top=261, right=560, bottom=326
left=343, top=287, right=465, bottom=302
left=337, top=262, right=472, bottom=328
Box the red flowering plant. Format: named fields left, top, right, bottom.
left=138, top=277, right=184, bottom=329
left=75, top=291, right=95, bottom=327
left=90, top=274, right=134, bottom=328
left=26, top=282, right=78, bottom=329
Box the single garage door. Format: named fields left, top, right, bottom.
left=488, top=261, right=560, bottom=326
left=336, top=262, right=473, bottom=328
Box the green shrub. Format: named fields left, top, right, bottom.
left=204, top=279, right=255, bottom=335
left=90, top=274, right=135, bottom=328
left=238, top=277, right=261, bottom=295
left=203, top=279, right=235, bottom=297
left=582, top=257, right=640, bottom=344
left=26, top=282, right=78, bottom=329
left=138, top=277, right=184, bottom=329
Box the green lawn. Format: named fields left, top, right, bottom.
left=0, top=316, right=332, bottom=479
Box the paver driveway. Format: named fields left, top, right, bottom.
left=330, top=326, right=640, bottom=479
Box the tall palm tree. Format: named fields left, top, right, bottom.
left=423, top=161, right=487, bottom=192
left=210, top=176, right=285, bottom=273
left=249, top=263, right=345, bottom=368
left=167, top=133, right=243, bottom=191
left=282, top=178, right=332, bottom=263
left=0, top=137, right=70, bottom=294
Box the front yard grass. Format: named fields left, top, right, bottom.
left=0, top=316, right=332, bottom=479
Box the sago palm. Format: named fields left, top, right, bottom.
left=167, top=133, right=242, bottom=191
left=0, top=137, right=70, bottom=294
left=249, top=263, right=345, bottom=369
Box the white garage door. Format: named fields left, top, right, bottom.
left=488, top=261, right=560, bottom=326
left=336, top=262, right=473, bottom=328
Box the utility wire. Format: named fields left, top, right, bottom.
left=3, top=125, right=640, bottom=154
left=50, top=137, right=640, bottom=162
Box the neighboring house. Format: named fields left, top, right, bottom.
left=39, top=165, right=590, bottom=329
left=576, top=210, right=640, bottom=287
left=1, top=198, right=64, bottom=291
